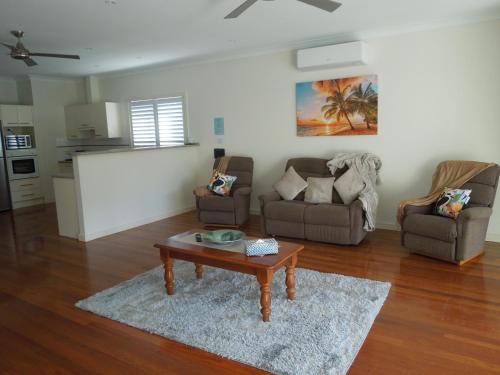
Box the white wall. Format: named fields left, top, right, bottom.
left=73, top=146, right=199, bottom=241
left=16, top=79, right=33, bottom=105
left=30, top=77, right=86, bottom=202
left=0, top=78, right=18, bottom=104
left=98, top=20, right=500, bottom=240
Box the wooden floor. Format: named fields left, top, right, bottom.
left=1, top=204, right=500, bottom=374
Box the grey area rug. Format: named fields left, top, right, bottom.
left=76, top=262, right=390, bottom=375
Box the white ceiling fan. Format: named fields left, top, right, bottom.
left=225, top=0, right=342, bottom=19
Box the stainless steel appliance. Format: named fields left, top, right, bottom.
left=0, top=127, right=12, bottom=211
left=5, top=134, right=32, bottom=149
left=7, top=155, right=39, bottom=180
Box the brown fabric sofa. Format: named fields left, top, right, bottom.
left=401, top=164, right=500, bottom=264
left=259, top=158, right=367, bottom=245
left=195, top=156, right=254, bottom=226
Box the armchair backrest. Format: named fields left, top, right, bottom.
left=285, top=158, right=347, bottom=203
left=462, top=164, right=500, bottom=208
left=213, top=156, right=254, bottom=189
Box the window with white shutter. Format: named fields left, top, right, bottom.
left=129, top=96, right=186, bottom=147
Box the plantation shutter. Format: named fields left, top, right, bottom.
left=130, top=100, right=157, bottom=147
left=130, top=96, right=186, bottom=147
left=157, top=96, right=185, bottom=146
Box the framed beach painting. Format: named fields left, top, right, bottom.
left=296, top=75, right=378, bottom=136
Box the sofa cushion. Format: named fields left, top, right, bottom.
left=403, top=214, right=457, bottom=242
left=198, top=195, right=234, bottom=212
left=304, top=177, right=335, bottom=204
left=333, top=168, right=365, bottom=204
left=304, top=204, right=350, bottom=227
left=208, top=172, right=237, bottom=196
left=434, top=188, right=471, bottom=219
left=264, top=201, right=311, bottom=223
left=273, top=166, right=308, bottom=200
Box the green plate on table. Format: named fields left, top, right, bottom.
left=203, top=230, right=245, bottom=245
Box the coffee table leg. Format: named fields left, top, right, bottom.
left=195, top=263, right=203, bottom=279
left=163, top=255, right=174, bottom=295
left=286, top=255, right=297, bottom=300
left=257, top=271, right=274, bottom=322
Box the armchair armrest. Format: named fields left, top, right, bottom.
left=456, top=206, right=492, bottom=261
left=404, top=204, right=434, bottom=217
left=458, top=206, right=492, bottom=221
left=233, top=186, right=252, bottom=197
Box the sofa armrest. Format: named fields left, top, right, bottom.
left=348, top=200, right=367, bottom=244
left=458, top=206, right=492, bottom=221
left=259, top=191, right=282, bottom=206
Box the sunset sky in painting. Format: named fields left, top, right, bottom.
left=296, top=75, right=378, bottom=124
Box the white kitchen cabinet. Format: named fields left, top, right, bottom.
left=17, top=106, right=34, bottom=125
left=0, top=105, right=34, bottom=126
left=9, top=177, right=44, bottom=209
left=64, top=102, right=122, bottom=139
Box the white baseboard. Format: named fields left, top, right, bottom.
left=375, top=221, right=400, bottom=231
left=79, top=205, right=195, bottom=242
left=487, top=232, right=500, bottom=242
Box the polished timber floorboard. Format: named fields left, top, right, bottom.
left=1, top=204, right=500, bottom=374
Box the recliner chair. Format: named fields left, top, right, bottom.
left=195, top=156, right=254, bottom=226
left=401, top=163, right=500, bottom=264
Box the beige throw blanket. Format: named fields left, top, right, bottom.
left=194, top=156, right=232, bottom=198
left=327, top=153, right=382, bottom=232
left=397, top=160, right=494, bottom=223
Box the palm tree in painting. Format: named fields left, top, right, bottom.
left=321, top=80, right=355, bottom=130
left=350, top=82, right=378, bottom=129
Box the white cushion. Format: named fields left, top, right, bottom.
left=333, top=168, right=365, bottom=204
left=304, top=177, right=335, bottom=204
left=273, top=166, right=308, bottom=200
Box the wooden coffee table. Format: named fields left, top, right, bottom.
left=154, top=230, right=304, bottom=322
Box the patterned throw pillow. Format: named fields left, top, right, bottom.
left=208, top=171, right=237, bottom=196
left=434, top=188, right=472, bottom=219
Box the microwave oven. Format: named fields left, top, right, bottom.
left=7, top=155, right=39, bottom=180
left=5, top=135, right=32, bottom=149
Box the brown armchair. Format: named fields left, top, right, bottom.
left=401, top=164, right=500, bottom=264
left=195, top=156, right=254, bottom=226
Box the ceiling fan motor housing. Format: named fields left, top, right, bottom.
left=11, top=49, right=30, bottom=60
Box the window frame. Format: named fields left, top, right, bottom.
left=128, top=94, right=188, bottom=148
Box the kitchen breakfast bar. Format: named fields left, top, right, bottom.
left=53, top=144, right=199, bottom=241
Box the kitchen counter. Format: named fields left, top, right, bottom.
left=70, top=143, right=199, bottom=157
left=52, top=173, right=74, bottom=179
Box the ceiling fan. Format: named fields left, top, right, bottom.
left=225, top=0, right=342, bottom=19
left=1, top=30, right=80, bottom=67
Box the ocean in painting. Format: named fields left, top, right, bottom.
left=296, top=75, right=378, bottom=137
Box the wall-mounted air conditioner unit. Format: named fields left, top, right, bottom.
left=297, top=41, right=367, bottom=71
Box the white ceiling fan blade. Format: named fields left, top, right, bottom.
left=225, top=0, right=259, bottom=19
left=297, top=0, right=342, bottom=12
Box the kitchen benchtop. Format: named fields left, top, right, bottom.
left=70, top=143, right=199, bottom=157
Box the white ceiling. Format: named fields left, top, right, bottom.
left=1, top=0, right=500, bottom=78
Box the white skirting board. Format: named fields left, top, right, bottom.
left=78, top=205, right=195, bottom=242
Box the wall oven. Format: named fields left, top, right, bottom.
left=7, top=155, right=39, bottom=180
left=5, top=135, right=32, bottom=150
